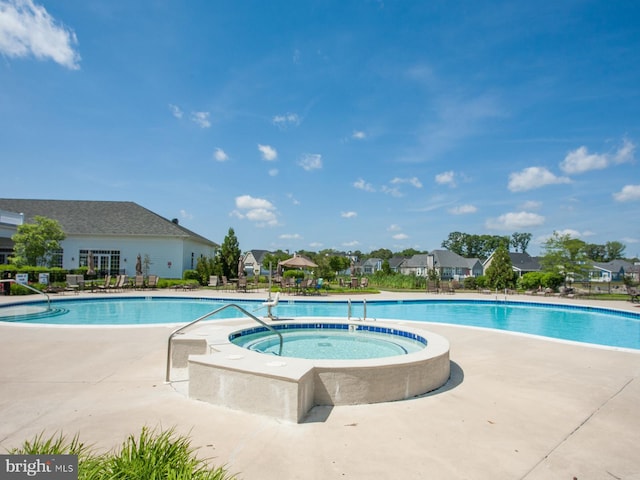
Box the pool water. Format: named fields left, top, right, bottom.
left=231, top=324, right=427, bottom=359
left=0, top=297, right=639, bottom=350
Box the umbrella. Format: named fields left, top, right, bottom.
left=238, top=257, right=245, bottom=278
left=279, top=255, right=318, bottom=269
left=135, top=254, right=142, bottom=276
left=87, top=251, right=95, bottom=275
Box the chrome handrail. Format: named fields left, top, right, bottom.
left=0, top=279, right=51, bottom=310
left=165, top=303, right=283, bottom=383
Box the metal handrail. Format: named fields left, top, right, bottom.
left=165, top=303, right=283, bottom=383
left=0, top=279, right=51, bottom=310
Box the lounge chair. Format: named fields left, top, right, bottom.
left=97, top=275, right=112, bottom=292
left=147, top=275, right=159, bottom=289
left=134, top=275, right=145, bottom=289
left=360, top=277, right=369, bottom=289
left=236, top=276, right=247, bottom=292
left=629, top=287, right=639, bottom=303
left=110, top=274, right=128, bottom=292
left=65, top=274, right=84, bottom=294
left=208, top=275, right=219, bottom=288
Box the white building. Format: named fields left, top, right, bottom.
left=0, top=199, right=218, bottom=279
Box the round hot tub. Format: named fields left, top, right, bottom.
left=229, top=323, right=427, bottom=360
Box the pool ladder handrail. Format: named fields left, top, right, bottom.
left=347, top=298, right=367, bottom=321
left=165, top=302, right=283, bottom=383
left=0, top=279, right=51, bottom=310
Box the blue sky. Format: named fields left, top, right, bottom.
left=1, top=0, right=639, bottom=257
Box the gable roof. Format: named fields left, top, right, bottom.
left=246, top=249, right=271, bottom=263
left=508, top=252, right=541, bottom=272
left=591, top=259, right=632, bottom=273
left=0, top=199, right=217, bottom=246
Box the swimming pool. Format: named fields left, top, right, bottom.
left=1, top=296, right=638, bottom=350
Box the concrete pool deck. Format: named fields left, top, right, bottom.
left=0, top=289, right=639, bottom=479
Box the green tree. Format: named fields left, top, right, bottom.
left=368, top=248, right=393, bottom=260
left=511, top=232, right=532, bottom=253
left=540, top=232, right=591, bottom=286
left=219, top=228, right=241, bottom=279
left=485, top=244, right=515, bottom=289
left=604, top=241, right=625, bottom=261
left=584, top=243, right=606, bottom=262
left=441, top=232, right=467, bottom=256
left=11, top=216, right=66, bottom=267
left=395, top=248, right=424, bottom=257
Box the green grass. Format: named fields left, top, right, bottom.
left=8, top=428, right=238, bottom=480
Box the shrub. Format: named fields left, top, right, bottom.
left=463, top=276, right=477, bottom=290
left=183, top=269, right=200, bottom=282
left=475, top=275, right=488, bottom=289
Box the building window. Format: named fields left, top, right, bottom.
left=79, top=250, right=120, bottom=275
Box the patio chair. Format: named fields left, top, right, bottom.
left=97, top=275, right=112, bottom=292
left=110, top=274, right=128, bottom=292
left=208, top=275, right=219, bottom=288
left=629, top=287, right=639, bottom=303
left=236, top=276, right=247, bottom=292
left=147, top=275, right=159, bottom=289
left=65, top=274, right=83, bottom=294
left=360, top=277, right=369, bottom=288
left=134, top=275, right=145, bottom=289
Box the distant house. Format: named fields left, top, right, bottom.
left=429, top=250, right=483, bottom=280
left=484, top=251, right=541, bottom=277
left=0, top=199, right=218, bottom=278
left=399, top=254, right=431, bottom=277
left=588, top=260, right=634, bottom=282
left=242, top=249, right=272, bottom=276
left=388, top=256, right=407, bottom=273
left=361, top=258, right=382, bottom=275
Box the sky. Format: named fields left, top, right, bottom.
left=1, top=0, right=639, bottom=257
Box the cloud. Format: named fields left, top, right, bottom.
left=0, top=0, right=80, bottom=69
left=613, top=184, right=640, bottom=202
left=354, top=178, right=375, bottom=192
left=298, top=153, right=322, bottom=171
left=485, top=211, right=545, bottom=230
left=268, top=168, right=279, bottom=177
left=508, top=167, right=571, bottom=192
left=343, top=240, right=360, bottom=247
left=258, top=144, right=277, bottom=161
left=179, top=209, right=193, bottom=220
left=560, top=138, right=635, bottom=174
left=435, top=171, right=456, bottom=187
left=213, top=148, right=228, bottom=162
left=391, top=177, right=423, bottom=188
left=279, top=233, right=302, bottom=240
left=169, top=104, right=183, bottom=119
left=381, top=185, right=403, bottom=197
left=190, top=111, right=210, bottom=128
left=231, top=195, right=278, bottom=227
left=352, top=131, right=366, bottom=140
left=392, top=233, right=409, bottom=240
left=449, top=204, right=477, bottom=215
left=521, top=200, right=542, bottom=210
left=272, top=113, right=300, bottom=129
left=621, top=236, right=638, bottom=244
left=341, top=211, right=357, bottom=218
left=387, top=224, right=401, bottom=231
left=286, top=193, right=300, bottom=205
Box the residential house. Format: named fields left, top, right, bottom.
left=483, top=251, right=541, bottom=277
left=242, top=249, right=272, bottom=276
left=0, top=199, right=218, bottom=278
left=588, top=260, right=634, bottom=282
left=428, top=250, right=483, bottom=280
left=361, top=257, right=382, bottom=275
left=399, top=254, right=430, bottom=277
left=388, top=256, right=407, bottom=273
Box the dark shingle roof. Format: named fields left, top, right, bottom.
left=0, top=199, right=217, bottom=246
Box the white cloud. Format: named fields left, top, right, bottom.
left=231, top=195, right=278, bottom=226
left=309, top=241, right=323, bottom=248
left=279, top=233, right=302, bottom=240
left=179, top=209, right=193, bottom=220
left=298, top=153, right=322, bottom=171
left=613, top=184, right=640, bottom=202
left=268, top=168, right=279, bottom=177
left=341, top=211, right=357, bottom=218
left=449, top=204, right=477, bottom=215
left=508, top=167, right=571, bottom=192
left=622, top=236, right=638, bottom=244
left=258, top=144, right=277, bottom=161
left=392, top=233, right=409, bottom=240
left=286, top=193, right=300, bottom=205
left=560, top=138, right=636, bottom=174
left=169, top=104, right=183, bottom=119
left=555, top=228, right=583, bottom=238
left=391, top=176, right=423, bottom=188
left=213, top=148, right=228, bottom=162
left=435, top=171, right=456, bottom=186
left=354, top=178, right=375, bottom=192
left=272, top=113, right=300, bottom=128
left=190, top=111, right=210, bottom=128
left=560, top=146, right=608, bottom=174
left=0, top=0, right=80, bottom=69
left=387, top=224, right=401, bottom=231
left=381, top=185, right=403, bottom=197
left=352, top=131, right=366, bottom=140
left=343, top=240, right=360, bottom=247
left=485, top=211, right=545, bottom=230
left=521, top=200, right=542, bottom=210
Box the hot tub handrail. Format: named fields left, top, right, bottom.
left=165, top=302, right=283, bottom=383
left=0, top=279, right=51, bottom=311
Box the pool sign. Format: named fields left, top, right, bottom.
left=0, top=454, right=77, bottom=479
left=15, top=274, right=28, bottom=285
left=39, top=273, right=49, bottom=285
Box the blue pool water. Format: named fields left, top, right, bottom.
left=230, top=323, right=427, bottom=359
left=0, top=297, right=638, bottom=350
